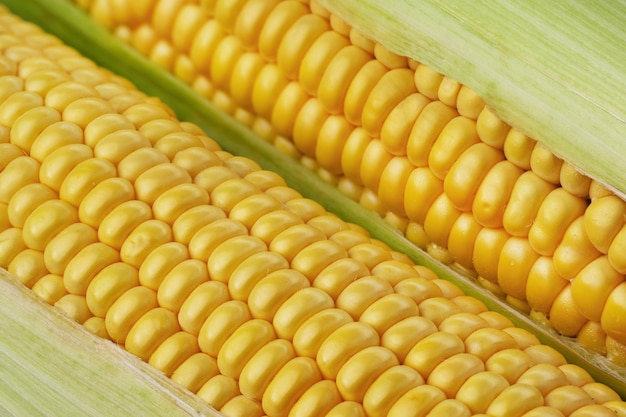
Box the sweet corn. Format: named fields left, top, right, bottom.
left=1, top=2, right=625, bottom=417
left=74, top=0, right=626, bottom=362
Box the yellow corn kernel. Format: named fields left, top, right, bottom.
left=496, top=237, right=539, bottom=301
left=172, top=205, right=226, bottom=246
left=120, top=219, right=172, bottom=268
left=447, top=213, right=482, bottom=268
left=530, top=143, right=563, bottom=185
left=104, top=285, right=157, bottom=344
left=171, top=352, right=219, bottom=394
left=196, top=374, right=240, bottom=410
left=456, top=84, right=485, bottom=119
left=569, top=405, right=621, bottom=417
left=225, top=250, right=285, bottom=301
left=156, top=259, right=207, bottom=313
left=273, top=287, right=334, bottom=341
left=208, top=235, right=267, bottom=283
left=582, top=381, right=621, bottom=403
left=219, top=395, right=263, bottom=417
left=361, top=365, right=423, bottom=417
left=601, top=282, right=626, bottom=345
left=401, top=167, right=443, bottom=226
left=427, top=399, right=472, bottom=417
left=435, top=76, right=460, bottom=108
left=405, top=331, right=465, bottom=378
left=503, top=171, right=556, bottom=237
left=528, top=188, right=587, bottom=256
left=438, top=312, right=489, bottom=341
left=276, top=13, right=329, bottom=79
left=335, top=275, right=393, bottom=319
left=265, top=81, right=308, bottom=137
left=431, top=117, right=478, bottom=181
left=553, top=217, right=602, bottom=279
left=85, top=261, right=138, bottom=318
left=187, top=218, right=247, bottom=261
left=343, top=59, right=387, bottom=126
left=7, top=247, right=46, bottom=287
left=10, top=106, right=62, bottom=154
left=38, top=144, right=90, bottom=192
left=525, top=256, right=568, bottom=314
left=456, top=371, right=509, bottom=414
left=54, top=293, right=91, bottom=324
left=577, top=321, right=607, bottom=355
left=43, top=223, right=98, bottom=278
left=412, top=64, right=442, bottom=100
left=571, top=256, right=623, bottom=322
left=197, top=300, right=251, bottom=356
left=515, top=363, right=567, bottom=397
left=549, top=284, right=588, bottom=337
left=584, top=195, right=626, bottom=253
left=374, top=42, right=407, bottom=69
left=289, top=379, right=342, bottom=417
left=388, top=384, right=446, bottom=417
left=486, top=348, right=535, bottom=385
left=262, top=356, right=322, bottom=417
left=423, top=193, right=462, bottom=247
left=444, top=142, right=505, bottom=211
left=6, top=183, right=54, bottom=230
left=360, top=68, right=416, bottom=137
left=359, top=293, right=419, bottom=335
left=210, top=36, right=244, bottom=90
left=299, top=30, right=349, bottom=95
left=0, top=91, right=44, bottom=128
left=247, top=268, right=310, bottom=321
left=311, top=115, right=352, bottom=174
left=476, top=106, right=510, bottom=148
left=248, top=209, right=301, bottom=244
left=84, top=113, right=135, bottom=148
left=406, top=101, right=458, bottom=166
left=30, top=120, right=82, bottom=161
left=349, top=26, right=374, bottom=53
left=217, top=318, right=276, bottom=379
left=148, top=331, right=199, bottom=377
left=380, top=93, right=429, bottom=157
left=520, top=407, right=565, bottom=417
left=543, top=385, right=593, bottom=416
left=486, top=383, right=545, bottom=417
left=606, top=336, right=626, bottom=366
left=124, top=306, right=180, bottom=361
left=608, top=225, right=626, bottom=274
left=30, top=273, right=66, bottom=304
left=336, top=345, right=399, bottom=402
left=239, top=338, right=295, bottom=400
left=291, top=98, right=328, bottom=158
left=465, top=328, right=518, bottom=363
left=0, top=156, right=40, bottom=205
left=473, top=161, right=524, bottom=228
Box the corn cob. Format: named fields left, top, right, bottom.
left=60, top=0, right=626, bottom=367
left=0, top=3, right=625, bottom=416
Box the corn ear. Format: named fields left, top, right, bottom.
left=4, top=0, right=626, bottom=398
left=316, top=0, right=626, bottom=199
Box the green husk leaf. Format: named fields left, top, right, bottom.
left=0, top=270, right=220, bottom=417
left=2, top=0, right=625, bottom=405
left=317, top=0, right=626, bottom=199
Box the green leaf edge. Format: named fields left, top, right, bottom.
left=2, top=0, right=625, bottom=403
left=0, top=271, right=221, bottom=417
left=317, top=0, right=626, bottom=199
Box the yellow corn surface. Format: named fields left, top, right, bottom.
left=68, top=0, right=626, bottom=364
left=0, top=4, right=625, bottom=417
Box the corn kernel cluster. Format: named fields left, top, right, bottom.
left=70, top=0, right=626, bottom=363
left=1, top=5, right=626, bottom=417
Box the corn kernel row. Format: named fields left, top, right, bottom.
left=1, top=7, right=625, bottom=416
left=68, top=0, right=626, bottom=362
